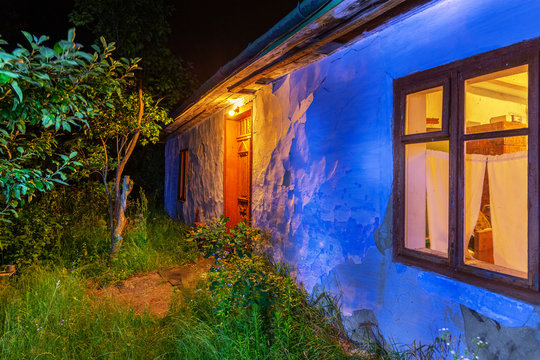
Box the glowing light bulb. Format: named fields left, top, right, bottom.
left=228, top=109, right=236, bottom=116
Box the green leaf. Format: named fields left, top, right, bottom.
left=16, top=121, right=25, bottom=134
left=39, top=47, right=56, bottom=59
left=11, top=81, right=22, bottom=102
left=57, top=40, right=74, bottom=52
left=53, top=43, right=63, bottom=54
left=69, top=151, right=77, bottom=159
left=0, top=73, right=10, bottom=84
left=0, top=70, right=19, bottom=79
left=68, top=28, right=76, bottom=42
left=21, top=31, right=33, bottom=45
left=52, top=179, right=68, bottom=186
left=37, top=35, right=49, bottom=44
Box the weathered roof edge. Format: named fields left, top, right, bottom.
left=170, top=0, right=342, bottom=119
left=164, top=0, right=431, bottom=139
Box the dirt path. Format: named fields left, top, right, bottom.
left=97, top=257, right=214, bottom=317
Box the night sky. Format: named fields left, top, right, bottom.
left=1, top=0, right=298, bottom=84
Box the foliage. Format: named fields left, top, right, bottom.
left=100, top=190, right=199, bottom=283
left=70, top=0, right=197, bottom=110
left=0, top=217, right=351, bottom=359
left=75, top=87, right=169, bottom=179
left=357, top=327, right=488, bottom=360
left=0, top=29, right=138, bottom=221
left=186, top=217, right=351, bottom=359
left=439, top=328, right=486, bottom=360
left=0, top=186, right=198, bottom=282
left=0, top=210, right=492, bottom=359
left=0, top=184, right=109, bottom=267
left=72, top=81, right=171, bottom=256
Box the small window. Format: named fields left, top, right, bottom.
left=405, top=86, right=444, bottom=134
left=394, top=40, right=539, bottom=302
left=177, top=149, right=188, bottom=202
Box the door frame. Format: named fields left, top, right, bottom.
left=223, top=108, right=253, bottom=224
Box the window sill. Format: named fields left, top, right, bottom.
left=395, top=253, right=540, bottom=305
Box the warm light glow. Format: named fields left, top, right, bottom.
left=228, top=109, right=236, bottom=116
left=227, top=97, right=245, bottom=108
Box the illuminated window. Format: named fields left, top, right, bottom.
left=394, top=40, right=539, bottom=302
left=177, top=149, right=188, bottom=202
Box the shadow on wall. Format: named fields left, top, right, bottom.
left=461, top=305, right=540, bottom=360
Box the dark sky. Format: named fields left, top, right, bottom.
left=2, top=0, right=298, bottom=83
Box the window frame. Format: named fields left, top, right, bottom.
left=393, top=39, right=540, bottom=303
left=177, top=149, right=188, bottom=202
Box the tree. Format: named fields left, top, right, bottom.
left=74, top=83, right=170, bottom=256
left=0, top=29, right=137, bottom=221
left=69, top=0, right=197, bottom=110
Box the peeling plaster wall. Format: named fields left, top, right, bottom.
left=164, top=111, right=224, bottom=223
left=249, top=0, right=540, bottom=356
left=164, top=0, right=540, bottom=356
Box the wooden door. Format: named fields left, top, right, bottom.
left=224, top=110, right=252, bottom=227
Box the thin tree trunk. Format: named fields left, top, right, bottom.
left=109, top=83, right=144, bottom=257
left=99, top=136, right=115, bottom=251
left=111, top=175, right=133, bottom=255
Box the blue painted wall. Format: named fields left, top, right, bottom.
left=167, top=0, right=540, bottom=356
left=251, top=0, right=540, bottom=356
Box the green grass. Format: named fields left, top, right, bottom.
left=0, top=266, right=176, bottom=359
left=0, top=265, right=351, bottom=359
left=0, top=188, right=473, bottom=359
left=0, top=211, right=353, bottom=359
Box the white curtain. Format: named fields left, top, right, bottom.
left=426, top=150, right=449, bottom=254
left=464, top=154, right=487, bottom=252
left=424, top=151, right=486, bottom=256
left=405, top=144, right=427, bottom=250
left=487, top=151, right=528, bottom=274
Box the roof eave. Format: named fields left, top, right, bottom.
left=163, top=0, right=432, bottom=140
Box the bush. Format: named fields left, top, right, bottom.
left=0, top=184, right=199, bottom=284
left=186, top=217, right=350, bottom=359
left=0, top=184, right=109, bottom=267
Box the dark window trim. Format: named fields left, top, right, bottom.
left=177, top=149, right=188, bottom=202
left=393, top=38, right=540, bottom=304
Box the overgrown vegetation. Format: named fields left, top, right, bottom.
left=0, top=186, right=196, bottom=280
left=0, top=210, right=353, bottom=359
left=0, top=199, right=487, bottom=359
left=186, top=217, right=351, bottom=359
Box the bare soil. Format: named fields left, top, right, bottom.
left=96, top=257, right=214, bottom=317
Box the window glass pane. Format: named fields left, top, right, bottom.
left=465, top=65, right=528, bottom=134
left=464, top=136, right=528, bottom=278
left=405, top=86, right=443, bottom=134
left=405, top=141, right=449, bottom=257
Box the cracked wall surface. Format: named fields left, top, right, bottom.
left=166, top=0, right=540, bottom=353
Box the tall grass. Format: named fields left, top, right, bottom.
left=0, top=212, right=353, bottom=359
left=0, top=264, right=351, bottom=359
left=0, top=267, right=171, bottom=359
